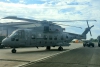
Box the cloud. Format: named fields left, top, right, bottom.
left=19, top=0, right=25, bottom=4
left=0, top=0, right=99, bottom=39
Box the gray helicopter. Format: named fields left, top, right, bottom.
left=1, top=16, right=96, bottom=53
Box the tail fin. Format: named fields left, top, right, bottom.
left=81, top=25, right=94, bottom=39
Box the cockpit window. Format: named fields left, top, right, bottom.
left=9, top=30, right=25, bottom=38
left=8, top=30, right=18, bottom=37
left=17, top=30, right=25, bottom=38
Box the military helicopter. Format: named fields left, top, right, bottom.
left=1, top=16, right=96, bottom=53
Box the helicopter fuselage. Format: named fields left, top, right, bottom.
left=1, top=29, right=73, bottom=48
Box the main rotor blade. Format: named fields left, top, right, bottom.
left=56, top=24, right=82, bottom=29
left=2, top=16, right=38, bottom=22
left=2, top=16, right=96, bottom=22
left=0, top=22, right=36, bottom=27
left=51, top=20, right=96, bottom=22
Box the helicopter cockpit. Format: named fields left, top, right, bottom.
left=8, top=30, right=18, bottom=37
left=9, top=29, right=25, bottom=41
left=1, top=29, right=25, bottom=47
left=9, top=30, right=20, bottom=41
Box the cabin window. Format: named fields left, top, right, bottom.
left=49, top=29, right=51, bottom=31
left=16, top=38, right=19, bottom=41
left=49, top=36, right=52, bottom=40
left=45, top=41, right=47, bottom=44
left=50, top=42, right=52, bottom=44
left=18, top=30, right=25, bottom=38
left=39, top=41, right=41, bottom=44
left=64, top=41, right=66, bottom=42
left=44, top=26, right=49, bottom=32
left=49, top=37, right=52, bottom=40
left=44, top=35, right=47, bottom=40
left=61, top=36, right=63, bottom=40
left=32, top=35, right=35, bottom=39
left=55, top=29, right=59, bottom=31
left=66, top=36, right=68, bottom=38
left=61, top=37, right=63, bottom=40
left=54, top=36, right=57, bottom=40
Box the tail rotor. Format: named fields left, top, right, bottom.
left=86, top=20, right=94, bottom=36
left=87, top=21, right=92, bottom=36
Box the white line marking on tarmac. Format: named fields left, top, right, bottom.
left=16, top=49, right=71, bottom=67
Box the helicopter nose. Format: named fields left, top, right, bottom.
left=1, top=37, right=10, bottom=46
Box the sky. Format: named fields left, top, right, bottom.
left=0, top=0, right=100, bottom=40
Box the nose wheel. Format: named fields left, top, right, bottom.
left=11, top=48, right=16, bottom=53
left=46, top=46, right=51, bottom=50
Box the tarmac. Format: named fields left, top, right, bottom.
left=0, top=43, right=99, bottom=67
left=21, top=43, right=100, bottom=67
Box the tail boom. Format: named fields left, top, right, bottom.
left=81, top=25, right=94, bottom=39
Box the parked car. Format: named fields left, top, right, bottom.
left=83, top=40, right=94, bottom=47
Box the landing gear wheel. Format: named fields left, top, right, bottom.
left=46, top=46, right=51, bottom=50
left=58, top=46, right=63, bottom=51
left=0, top=45, right=4, bottom=49
left=87, top=44, right=90, bottom=47
left=11, top=48, right=16, bottom=53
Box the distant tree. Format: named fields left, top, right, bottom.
left=94, top=39, right=98, bottom=42
left=90, top=38, right=93, bottom=41
left=89, top=38, right=98, bottom=42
